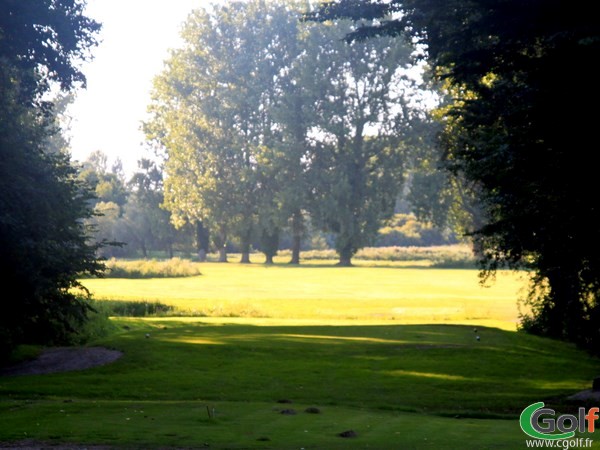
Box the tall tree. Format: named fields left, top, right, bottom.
left=0, top=0, right=102, bottom=358
left=147, top=1, right=302, bottom=264
left=315, top=0, right=600, bottom=350
left=304, top=20, right=416, bottom=265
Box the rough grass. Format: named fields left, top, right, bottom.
left=102, top=257, right=202, bottom=279
left=276, top=244, right=476, bottom=267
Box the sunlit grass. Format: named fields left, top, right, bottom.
left=82, top=262, right=527, bottom=330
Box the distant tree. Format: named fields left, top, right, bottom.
left=77, top=151, right=128, bottom=257
left=79, top=150, right=128, bottom=209
left=0, top=0, right=102, bottom=358
left=147, top=1, right=302, bottom=264
left=126, top=158, right=179, bottom=258
left=314, top=0, right=600, bottom=351
left=148, top=2, right=422, bottom=266
left=304, top=20, right=417, bottom=266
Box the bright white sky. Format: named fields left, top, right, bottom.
left=67, top=0, right=212, bottom=175
left=66, top=1, right=428, bottom=177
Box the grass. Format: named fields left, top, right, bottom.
left=286, top=244, right=477, bottom=268
left=1, top=261, right=599, bottom=449
left=102, top=257, right=202, bottom=278
left=83, top=262, right=525, bottom=330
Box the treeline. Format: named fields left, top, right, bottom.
left=1, top=1, right=103, bottom=358
left=143, top=0, right=438, bottom=266
left=81, top=150, right=458, bottom=260
left=318, top=0, right=600, bottom=352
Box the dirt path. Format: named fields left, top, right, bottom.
left=0, top=441, right=115, bottom=449
left=0, top=347, right=122, bottom=376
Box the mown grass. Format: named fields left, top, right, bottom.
left=83, top=263, right=525, bottom=329
left=1, top=261, right=598, bottom=449
left=1, top=320, right=598, bottom=448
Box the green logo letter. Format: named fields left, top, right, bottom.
left=520, top=402, right=576, bottom=440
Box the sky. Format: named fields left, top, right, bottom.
left=66, top=0, right=209, bottom=175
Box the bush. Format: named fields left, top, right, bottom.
left=375, top=214, right=458, bottom=247
left=294, top=245, right=476, bottom=266
left=103, top=258, right=202, bottom=278
left=99, top=300, right=175, bottom=317
left=71, top=299, right=119, bottom=344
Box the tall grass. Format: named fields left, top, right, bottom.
left=276, top=244, right=476, bottom=267
left=102, top=257, right=202, bottom=278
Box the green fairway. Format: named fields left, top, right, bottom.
left=1, top=263, right=598, bottom=449
left=81, top=262, right=526, bottom=330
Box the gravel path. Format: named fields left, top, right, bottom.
left=0, top=347, right=122, bottom=376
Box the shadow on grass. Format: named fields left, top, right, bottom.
left=2, top=321, right=597, bottom=420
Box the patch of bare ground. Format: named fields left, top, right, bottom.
left=0, top=347, right=122, bottom=377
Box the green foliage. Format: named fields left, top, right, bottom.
left=147, top=1, right=300, bottom=263
left=97, top=300, right=174, bottom=317
left=315, top=0, right=600, bottom=352
left=123, top=158, right=180, bottom=258
left=103, top=257, right=202, bottom=279
left=147, top=1, right=423, bottom=266
left=69, top=299, right=118, bottom=344
left=0, top=77, right=104, bottom=357
left=375, top=214, right=456, bottom=247
left=0, top=1, right=102, bottom=359
left=0, top=0, right=100, bottom=97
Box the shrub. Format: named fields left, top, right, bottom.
left=99, top=300, right=175, bottom=317
left=375, top=214, right=458, bottom=247
left=103, top=258, right=201, bottom=278
left=295, top=245, right=476, bottom=266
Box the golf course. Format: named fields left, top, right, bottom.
left=1, top=259, right=598, bottom=449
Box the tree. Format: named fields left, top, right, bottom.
left=0, top=0, right=99, bottom=98
left=148, top=1, right=422, bottom=267
left=304, top=20, right=416, bottom=265
left=406, top=104, right=485, bottom=249
left=77, top=151, right=129, bottom=258
left=0, top=1, right=102, bottom=358
left=126, top=158, right=179, bottom=258
left=0, top=68, right=104, bottom=357
left=315, top=0, right=600, bottom=350
left=147, top=1, right=303, bottom=264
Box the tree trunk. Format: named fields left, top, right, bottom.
left=240, top=251, right=251, bottom=264
left=289, top=211, right=303, bottom=265
left=545, top=267, right=583, bottom=341
left=337, top=255, right=353, bottom=267
left=167, top=242, right=174, bottom=259
left=196, top=221, right=210, bottom=262
left=337, top=241, right=354, bottom=267
left=261, top=227, right=279, bottom=265
left=214, top=225, right=228, bottom=263
left=240, top=228, right=252, bottom=264
left=218, top=246, right=228, bottom=263
left=141, top=241, right=147, bottom=259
